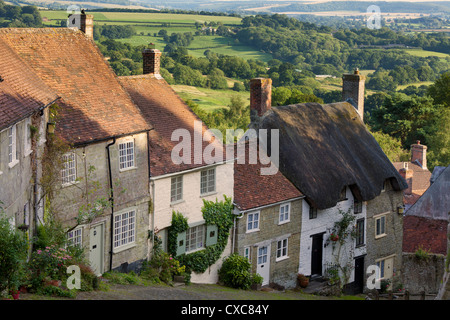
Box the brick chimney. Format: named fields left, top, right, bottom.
left=67, top=11, right=94, bottom=40
left=342, top=68, right=365, bottom=121
left=142, top=44, right=161, bottom=75
left=80, top=13, right=94, bottom=40
left=411, top=140, right=427, bottom=170
left=399, top=162, right=413, bottom=195
left=249, top=78, right=272, bottom=128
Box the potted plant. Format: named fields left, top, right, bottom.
left=9, top=287, right=20, bottom=300
left=330, top=233, right=339, bottom=242
left=297, top=274, right=309, bottom=288
left=251, top=273, right=263, bottom=290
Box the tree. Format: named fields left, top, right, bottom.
left=206, top=68, right=228, bottom=89
left=426, top=107, right=450, bottom=169
left=370, top=92, right=441, bottom=148
left=428, top=71, right=450, bottom=107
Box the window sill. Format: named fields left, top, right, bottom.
left=200, top=191, right=217, bottom=198
left=186, top=247, right=206, bottom=255
left=62, top=180, right=80, bottom=188
left=8, top=159, right=19, bottom=169
left=113, top=242, right=136, bottom=254
left=276, top=256, right=289, bottom=263
left=375, top=234, right=387, bottom=240
left=170, top=199, right=185, bottom=206
left=246, top=228, right=260, bottom=234
left=278, top=219, right=290, bottom=226
left=24, top=149, right=33, bottom=157
left=119, top=166, right=137, bottom=173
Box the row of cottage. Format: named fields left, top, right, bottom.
left=0, top=14, right=429, bottom=293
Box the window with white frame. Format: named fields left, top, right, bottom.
left=67, top=228, right=82, bottom=247
left=119, top=140, right=135, bottom=170
left=113, top=209, right=136, bottom=249
left=276, top=238, right=288, bottom=261
left=185, top=224, right=205, bottom=252
left=376, top=256, right=394, bottom=280
left=279, top=203, right=290, bottom=224
left=247, top=211, right=259, bottom=232
left=171, top=175, right=183, bottom=203
left=375, top=214, right=387, bottom=238
left=200, top=168, right=215, bottom=194
left=244, top=246, right=251, bottom=262
left=61, top=152, right=76, bottom=185
left=24, top=118, right=32, bottom=156
left=8, top=124, right=18, bottom=166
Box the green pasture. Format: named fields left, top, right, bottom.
left=404, top=48, right=450, bottom=59
left=171, top=84, right=250, bottom=112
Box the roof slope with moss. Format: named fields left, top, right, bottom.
left=0, top=28, right=150, bottom=145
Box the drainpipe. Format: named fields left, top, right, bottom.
left=106, top=137, right=116, bottom=271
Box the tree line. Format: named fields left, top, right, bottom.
left=0, top=1, right=42, bottom=27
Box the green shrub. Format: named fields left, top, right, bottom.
left=218, top=254, right=252, bottom=290
left=0, top=213, right=28, bottom=294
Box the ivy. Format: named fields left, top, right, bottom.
left=168, top=195, right=234, bottom=274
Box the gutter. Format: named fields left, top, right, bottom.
left=106, top=137, right=116, bottom=272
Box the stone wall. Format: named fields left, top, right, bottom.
left=401, top=253, right=446, bottom=295
left=234, top=198, right=302, bottom=289
left=53, top=132, right=151, bottom=275
left=365, top=181, right=404, bottom=291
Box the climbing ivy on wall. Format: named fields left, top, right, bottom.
left=168, top=195, right=234, bottom=274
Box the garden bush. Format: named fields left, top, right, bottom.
left=218, top=254, right=253, bottom=290
left=0, top=213, right=28, bottom=295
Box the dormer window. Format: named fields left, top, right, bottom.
left=339, top=187, right=347, bottom=201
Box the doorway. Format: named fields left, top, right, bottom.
left=311, top=233, right=323, bottom=277
left=89, top=223, right=104, bottom=276
left=257, top=244, right=271, bottom=286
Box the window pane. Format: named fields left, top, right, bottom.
left=119, top=141, right=134, bottom=169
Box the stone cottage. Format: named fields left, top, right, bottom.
left=233, top=140, right=304, bottom=288
left=0, top=15, right=152, bottom=275
left=118, top=47, right=234, bottom=284
left=0, top=36, right=58, bottom=245
left=246, top=73, right=407, bottom=293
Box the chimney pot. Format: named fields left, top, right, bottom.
left=411, top=141, right=427, bottom=170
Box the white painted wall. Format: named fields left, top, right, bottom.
left=150, top=161, right=234, bottom=283
left=298, top=187, right=366, bottom=284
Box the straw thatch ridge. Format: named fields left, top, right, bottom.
left=258, top=101, right=408, bottom=209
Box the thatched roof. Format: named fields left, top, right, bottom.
left=258, top=101, right=408, bottom=209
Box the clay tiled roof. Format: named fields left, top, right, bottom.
left=0, top=28, right=150, bottom=145
left=393, top=161, right=431, bottom=195
left=233, top=141, right=303, bottom=211
left=118, top=74, right=226, bottom=177
left=403, top=215, right=448, bottom=255
left=0, top=37, right=58, bottom=130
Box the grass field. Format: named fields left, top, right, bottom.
left=404, top=48, right=450, bottom=59
left=172, top=84, right=250, bottom=112
left=40, top=10, right=270, bottom=61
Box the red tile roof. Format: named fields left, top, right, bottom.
left=393, top=161, right=431, bottom=194
left=403, top=215, right=447, bottom=255
left=0, top=37, right=58, bottom=130
left=118, top=74, right=226, bottom=177
left=0, top=28, right=150, bottom=145
left=233, top=141, right=303, bottom=211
